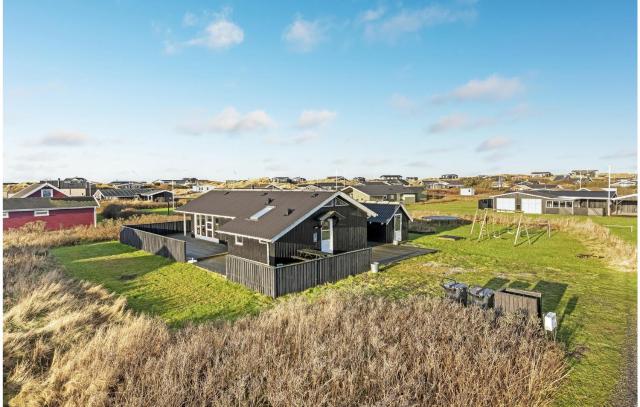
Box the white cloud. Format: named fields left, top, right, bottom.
left=40, top=132, right=90, bottom=146
left=178, top=107, right=275, bottom=135
left=283, top=17, right=325, bottom=52
left=360, top=6, right=385, bottom=22
left=476, top=136, right=512, bottom=152
left=389, top=93, right=417, bottom=113
left=600, top=151, right=637, bottom=160
left=364, top=4, right=476, bottom=40
left=296, top=110, right=337, bottom=128
left=186, top=17, right=244, bottom=50
left=434, top=75, right=524, bottom=103
left=182, top=12, right=198, bottom=27
left=428, top=113, right=495, bottom=134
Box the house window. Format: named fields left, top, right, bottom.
left=41, top=189, right=53, bottom=198
left=34, top=210, right=50, bottom=217
left=386, top=194, right=396, bottom=200
left=3, top=211, right=8, bottom=218
left=235, top=235, right=244, bottom=246
left=552, top=200, right=559, bottom=208
left=546, top=201, right=553, bottom=208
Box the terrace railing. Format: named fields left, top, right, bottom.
left=226, top=248, right=372, bottom=297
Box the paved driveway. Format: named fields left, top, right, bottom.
left=196, top=254, right=227, bottom=276
left=370, top=243, right=436, bottom=265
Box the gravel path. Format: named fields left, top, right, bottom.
left=610, top=309, right=637, bottom=407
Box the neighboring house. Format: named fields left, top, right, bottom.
left=3, top=197, right=99, bottom=231
left=271, top=177, right=292, bottom=183
left=301, top=182, right=346, bottom=191
left=379, top=175, right=406, bottom=185
left=42, top=177, right=94, bottom=196
left=153, top=178, right=197, bottom=186
left=192, top=184, right=217, bottom=193
left=175, top=190, right=376, bottom=265
left=612, top=179, right=636, bottom=188
left=93, top=188, right=173, bottom=202
left=10, top=182, right=68, bottom=198
left=342, top=185, right=424, bottom=204
left=422, top=180, right=450, bottom=189
left=612, top=194, right=637, bottom=216
left=530, top=171, right=553, bottom=178
left=491, top=189, right=616, bottom=216
left=352, top=177, right=366, bottom=183
left=291, top=177, right=307, bottom=183
left=362, top=202, right=412, bottom=244
left=440, top=174, right=459, bottom=179
left=406, top=177, right=418, bottom=182
left=512, top=182, right=561, bottom=191
left=490, top=181, right=510, bottom=189
left=570, top=170, right=598, bottom=178
left=327, top=175, right=346, bottom=181
left=460, top=187, right=475, bottom=196
left=111, top=181, right=147, bottom=189
left=244, top=183, right=282, bottom=190
left=446, top=181, right=465, bottom=189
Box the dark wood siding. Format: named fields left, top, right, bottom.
left=367, top=211, right=410, bottom=243
left=271, top=202, right=368, bottom=264
left=219, top=232, right=268, bottom=264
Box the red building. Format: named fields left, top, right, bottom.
left=3, top=197, right=99, bottom=231
left=10, top=182, right=68, bottom=198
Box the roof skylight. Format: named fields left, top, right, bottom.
left=250, top=205, right=275, bottom=221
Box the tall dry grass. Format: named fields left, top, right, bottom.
left=7, top=283, right=566, bottom=406
left=3, top=214, right=182, bottom=251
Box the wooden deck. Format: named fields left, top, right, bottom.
left=370, top=243, right=436, bottom=265
left=167, top=234, right=227, bottom=260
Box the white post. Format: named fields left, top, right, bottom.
left=607, top=165, right=611, bottom=216
left=183, top=213, right=187, bottom=236
left=172, top=180, right=176, bottom=210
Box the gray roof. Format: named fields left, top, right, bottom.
left=363, top=202, right=411, bottom=223
left=96, top=188, right=169, bottom=198
left=176, top=190, right=375, bottom=241
left=4, top=197, right=98, bottom=211
left=347, top=184, right=423, bottom=196
left=494, top=189, right=616, bottom=200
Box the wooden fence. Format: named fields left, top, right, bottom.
left=494, top=288, right=542, bottom=319
left=226, top=248, right=372, bottom=297
left=119, top=222, right=188, bottom=262
left=129, top=220, right=190, bottom=236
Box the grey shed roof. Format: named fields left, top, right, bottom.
left=493, top=189, right=616, bottom=200
left=362, top=202, right=412, bottom=223
left=176, top=190, right=376, bottom=241
left=346, top=184, right=423, bottom=196
left=97, top=188, right=170, bottom=198
left=4, top=197, right=99, bottom=211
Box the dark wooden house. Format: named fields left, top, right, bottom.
left=176, top=190, right=376, bottom=265
left=362, top=202, right=412, bottom=243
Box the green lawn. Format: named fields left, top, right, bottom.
left=304, top=225, right=636, bottom=407
left=138, top=207, right=176, bottom=215
left=52, top=242, right=271, bottom=327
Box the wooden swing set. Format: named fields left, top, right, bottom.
left=470, top=209, right=551, bottom=246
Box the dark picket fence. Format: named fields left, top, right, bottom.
left=119, top=221, right=190, bottom=262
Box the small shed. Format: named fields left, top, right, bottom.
left=460, top=187, right=475, bottom=196
left=362, top=202, right=412, bottom=243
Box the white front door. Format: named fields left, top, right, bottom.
left=393, top=213, right=402, bottom=242
left=321, top=219, right=333, bottom=253
left=496, top=198, right=516, bottom=211
left=521, top=198, right=542, bottom=214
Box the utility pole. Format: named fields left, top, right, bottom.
left=172, top=180, right=175, bottom=211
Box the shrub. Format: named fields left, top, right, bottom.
left=101, top=203, right=125, bottom=219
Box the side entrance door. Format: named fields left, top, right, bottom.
left=321, top=219, right=333, bottom=253
left=393, top=213, right=402, bottom=242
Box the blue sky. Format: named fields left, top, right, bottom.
left=4, top=0, right=637, bottom=182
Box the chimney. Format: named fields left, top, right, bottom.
left=58, top=178, right=61, bottom=188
